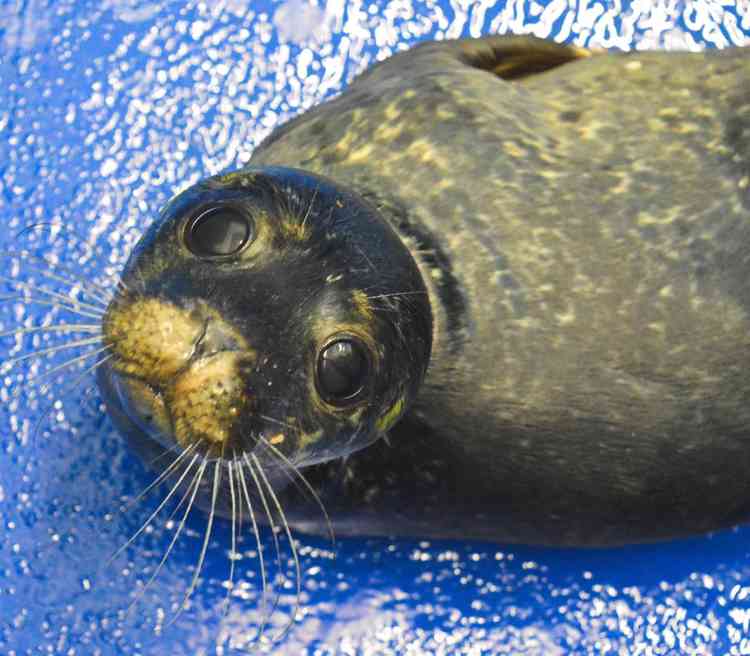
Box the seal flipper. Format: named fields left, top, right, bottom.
left=351, top=35, right=591, bottom=87
left=449, top=35, right=591, bottom=80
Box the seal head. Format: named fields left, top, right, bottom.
left=98, top=167, right=431, bottom=469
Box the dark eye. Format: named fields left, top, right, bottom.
left=186, top=206, right=252, bottom=258
left=316, top=337, right=369, bottom=405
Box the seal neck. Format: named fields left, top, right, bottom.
left=345, top=183, right=466, bottom=365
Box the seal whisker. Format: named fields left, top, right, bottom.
left=168, top=456, right=222, bottom=627
left=12, top=222, right=126, bottom=296
left=223, top=456, right=238, bottom=619
left=0, top=241, right=121, bottom=298
left=127, top=456, right=207, bottom=615
left=236, top=452, right=270, bottom=642
left=242, top=452, right=283, bottom=639
left=249, top=453, right=302, bottom=642
left=0, top=323, right=102, bottom=340
left=355, top=245, right=377, bottom=273
left=0, top=252, right=114, bottom=307
left=108, top=450, right=200, bottom=566
left=366, top=291, right=428, bottom=300
left=0, top=274, right=108, bottom=316
left=257, top=413, right=297, bottom=432
left=299, top=184, right=319, bottom=231
left=140, top=444, right=187, bottom=472
left=17, top=343, right=111, bottom=398
left=0, top=294, right=104, bottom=320
left=14, top=221, right=101, bottom=253
left=255, top=433, right=336, bottom=548
left=236, top=455, right=244, bottom=539
left=1, top=336, right=105, bottom=372
left=29, top=350, right=114, bottom=449
left=121, top=442, right=199, bottom=511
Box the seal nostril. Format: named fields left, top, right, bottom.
left=191, top=318, right=211, bottom=359
left=193, top=316, right=246, bottom=358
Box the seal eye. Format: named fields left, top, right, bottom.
left=186, top=206, right=252, bottom=258
left=316, top=337, right=369, bottom=405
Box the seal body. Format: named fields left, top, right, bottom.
left=101, top=36, right=750, bottom=546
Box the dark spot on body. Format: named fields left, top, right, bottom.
left=559, top=110, right=581, bottom=123
left=308, top=120, right=328, bottom=137
left=638, top=225, right=658, bottom=242
left=723, top=103, right=750, bottom=211
left=393, top=130, right=416, bottom=149
left=499, top=271, right=527, bottom=318
left=658, top=113, right=680, bottom=128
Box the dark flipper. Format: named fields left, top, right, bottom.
left=349, top=35, right=591, bottom=89
left=438, top=35, right=591, bottom=80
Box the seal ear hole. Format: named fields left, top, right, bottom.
left=315, top=336, right=370, bottom=406
left=185, top=205, right=253, bottom=258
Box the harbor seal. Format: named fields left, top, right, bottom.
left=94, top=35, right=750, bottom=548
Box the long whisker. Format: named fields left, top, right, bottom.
left=255, top=434, right=335, bottom=548
left=257, top=413, right=297, bottom=432
left=128, top=457, right=208, bottom=614
left=0, top=323, right=101, bottom=340
left=0, top=253, right=114, bottom=307
left=0, top=294, right=104, bottom=320
left=16, top=344, right=111, bottom=398
left=0, top=274, right=108, bottom=316
left=242, top=454, right=283, bottom=635
left=366, top=291, right=428, bottom=300
left=223, top=456, right=238, bottom=619
left=168, top=457, right=222, bottom=627
left=1, top=336, right=104, bottom=371
left=249, top=453, right=302, bottom=642
left=356, top=245, right=377, bottom=273
left=6, top=221, right=126, bottom=295
left=14, top=221, right=99, bottom=251
left=124, top=443, right=199, bottom=511
left=13, top=222, right=125, bottom=296
left=108, top=450, right=200, bottom=565
left=300, top=184, right=318, bottom=231
left=236, top=458, right=270, bottom=643
left=30, top=351, right=114, bottom=450
left=236, top=455, right=244, bottom=542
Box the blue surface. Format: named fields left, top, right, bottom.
left=1, top=1, right=750, bottom=654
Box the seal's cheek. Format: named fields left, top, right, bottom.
left=167, top=352, right=251, bottom=449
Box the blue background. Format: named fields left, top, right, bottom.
left=1, top=1, right=750, bottom=654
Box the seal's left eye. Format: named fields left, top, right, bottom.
left=186, top=206, right=252, bottom=257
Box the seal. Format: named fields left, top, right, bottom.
left=90, top=35, right=750, bottom=553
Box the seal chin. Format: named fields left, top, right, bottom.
left=108, top=372, right=174, bottom=450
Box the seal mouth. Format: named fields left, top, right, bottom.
left=108, top=349, right=253, bottom=453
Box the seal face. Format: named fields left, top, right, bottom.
left=98, top=167, right=432, bottom=472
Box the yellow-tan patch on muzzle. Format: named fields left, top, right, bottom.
left=104, top=298, right=205, bottom=383
left=168, top=352, right=250, bottom=447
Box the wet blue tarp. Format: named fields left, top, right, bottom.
left=1, top=1, right=750, bottom=653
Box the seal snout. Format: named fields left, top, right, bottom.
left=102, top=295, right=256, bottom=452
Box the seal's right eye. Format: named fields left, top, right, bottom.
left=185, top=206, right=253, bottom=258
left=316, top=337, right=369, bottom=405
